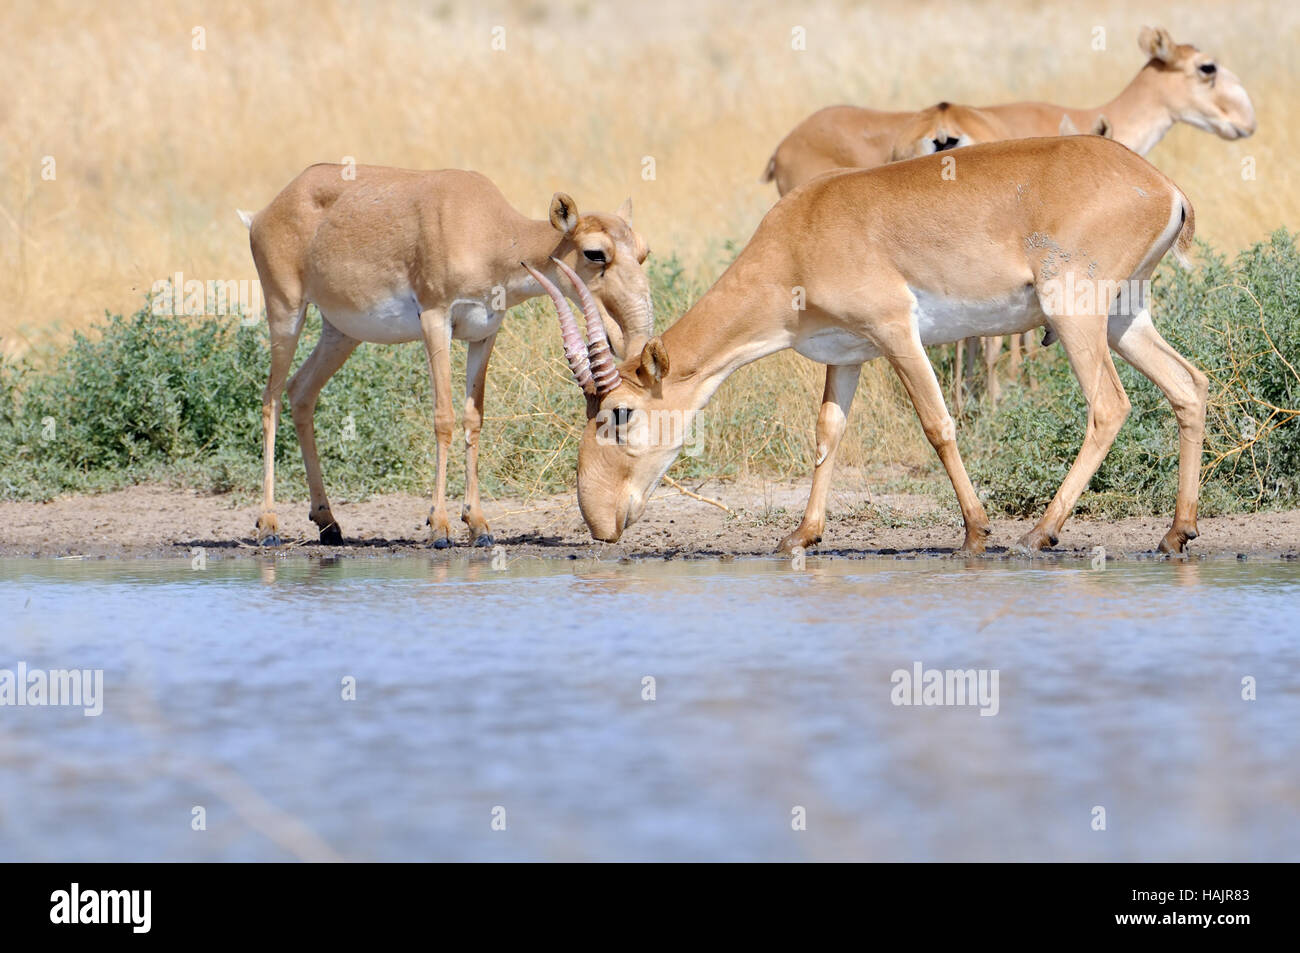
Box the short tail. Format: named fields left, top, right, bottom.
left=759, top=153, right=776, bottom=184
left=1171, top=194, right=1196, bottom=269
left=236, top=208, right=255, bottom=229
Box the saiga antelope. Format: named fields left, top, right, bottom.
left=762, top=27, right=1255, bottom=196
left=770, top=103, right=1111, bottom=409
left=540, top=136, right=1207, bottom=556
left=240, top=164, right=651, bottom=547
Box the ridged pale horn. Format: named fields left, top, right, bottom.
left=521, top=261, right=595, bottom=395
left=552, top=257, right=622, bottom=395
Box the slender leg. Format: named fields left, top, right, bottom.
left=1109, top=309, right=1208, bottom=552
left=952, top=339, right=965, bottom=407
left=287, top=318, right=361, bottom=543
left=256, top=298, right=307, bottom=545
left=882, top=327, right=991, bottom=554
left=984, top=335, right=1003, bottom=406
left=1017, top=311, right=1130, bottom=551
left=778, top=363, right=863, bottom=553
left=1006, top=332, right=1023, bottom=384
left=461, top=332, right=498, bottom=546
left=419, top=309, right=456, bottom=547
left=1022, top=330, right=1041, bottom=390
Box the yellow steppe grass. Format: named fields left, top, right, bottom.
left=2, top=0, right=1294, bottom=487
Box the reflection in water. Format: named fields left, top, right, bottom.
left=0, top=555, right=1297, bottom=861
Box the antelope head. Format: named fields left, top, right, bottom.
left=545, top=193, right=653, bottom=360
left=527, top=260, right=679, bottom=542
left=1138, top=26, right=1256, bottom=141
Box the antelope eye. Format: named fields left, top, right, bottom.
left=583, top=248, right=608, bottom=264
left=604, top=405, right=634, bottom=445
left=1199, top=63, right=1217, bottom=76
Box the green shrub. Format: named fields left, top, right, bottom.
left=1, top=235, right=1296, bottom=518
left=968, top=230, right=1300, bottom=517
left=0, top=254, right=710, bottom=503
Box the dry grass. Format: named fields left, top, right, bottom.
left=2, top=0, right=1296, bottom=490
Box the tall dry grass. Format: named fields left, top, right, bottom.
left=2, top=0, right=1296, bottom=496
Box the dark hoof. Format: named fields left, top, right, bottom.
left=777, top=531, right=819, bottom=554
left=431, top=536, right=453, bottom=550
left=318, top=523, right=343, bottom=545
left=1014, top=529, right=1056, bottom=553
left=472, top=534, right=495, bottom=548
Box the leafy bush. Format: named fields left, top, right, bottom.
left=1, top=234, right=1296, bottom=518
left=968, top=230, right=1300, bottom=517
left=0, top=255, right=709, bottom=502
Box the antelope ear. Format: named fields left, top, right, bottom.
left=549, top=192, right=579, bottom=236
left=639, top=336, right=669, bottom=382
left=1059, top=114, right=1080, bottom=136
left=616, top=197, right=633, bottom=226
left=1138, top=26, right=1176, bottom=64
left=1093, top=115, right=1113, bottom=139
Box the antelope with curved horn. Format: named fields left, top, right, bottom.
left=240, top=163, right=651, bottom=547
left=548, top=136, right=1207, bottom=556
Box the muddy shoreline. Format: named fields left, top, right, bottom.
left=2, top=477, right=1298, bottom=562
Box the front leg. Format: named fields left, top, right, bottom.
left=462, top=332, right=497, bottom=547
left=779, top=363, right=862, bottom=553
left=881, top=321, right=991, bottom=555
left=1016, top=312, right=1130, bottom=553
left=420, top=309, right=456, bottom=548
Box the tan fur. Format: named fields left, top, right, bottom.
left=764, top=26, right=1255, bottom=196
left=889, top=102, right=1011, bottom=161
left=243, top=163, right=651, bottom=547
left=565, top=137, right=1206, bottom=556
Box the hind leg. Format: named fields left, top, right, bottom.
left=287, top=318, right=361, bottom=544
left=984, top=335, right=1003, bottom=405
left=1109, top=308, right=1208, bottom=553
left=461, top=333, right=497, bottom=547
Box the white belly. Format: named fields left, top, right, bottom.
left=910, top=285, right=1044, bottom=347
left=449, top=298, right=505, bottom=342
left=319, top=296, right=504, bottom=345
left=794, top=326, right=881, bottom=365
left=322, top=294, right=424, bottom=344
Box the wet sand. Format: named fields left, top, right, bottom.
left=2, top=475, right=1297, bottom=561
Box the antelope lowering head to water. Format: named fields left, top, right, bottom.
left=762, top=25, right=1255, bottom=196
left=546, top=136, right=1207, bottom=556
left=240, top=163, right=652, bottom=547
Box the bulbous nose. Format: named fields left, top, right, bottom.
left=579, top=490, right=627, bottom=543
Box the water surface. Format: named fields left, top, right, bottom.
left=1, top=554, right=1297, bottom=861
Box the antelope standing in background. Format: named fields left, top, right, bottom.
left=542, top=137, right=1207, bottom=556
left=762, top=27, right=1255, bottom=196
left=240, top=164, right=651, bottom=547
left=764, top=27, right=1253, bottom=403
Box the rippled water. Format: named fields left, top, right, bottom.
left=1, top=554, right=1297, bottom=861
